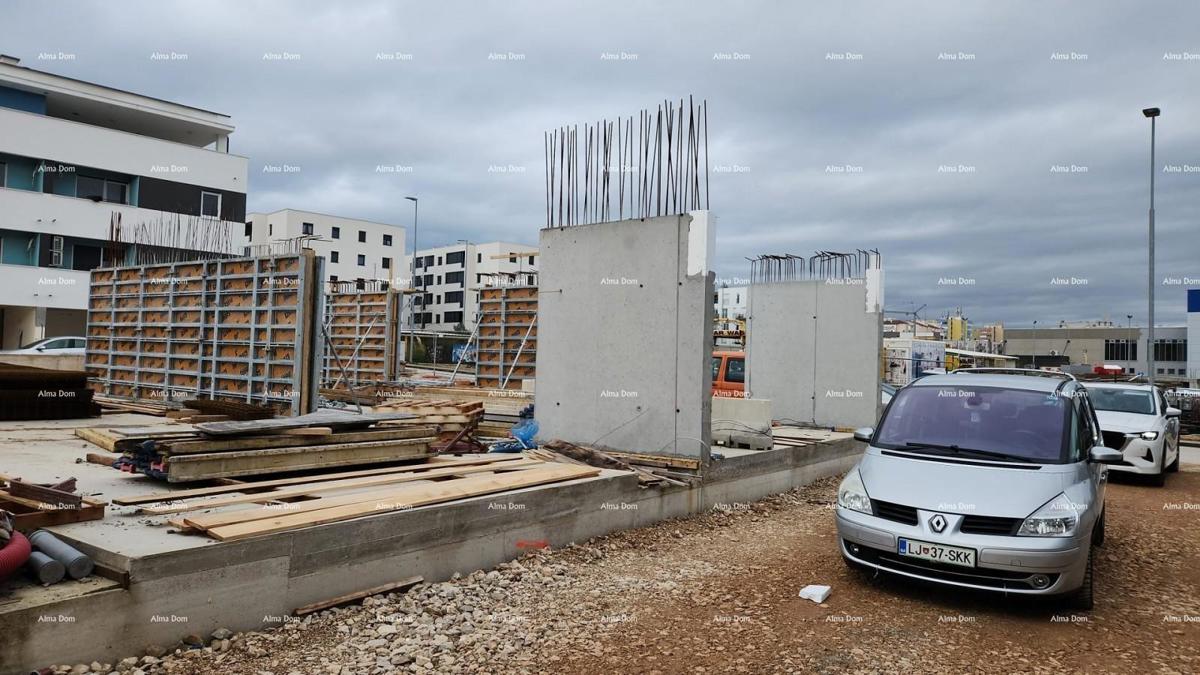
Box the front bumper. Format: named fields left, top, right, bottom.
left=1106, top=435, right=1164, bottom=475
left=836, top=508, right=1089, bottom=595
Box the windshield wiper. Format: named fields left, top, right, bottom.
left=903, top=442, right=1033, bottom=464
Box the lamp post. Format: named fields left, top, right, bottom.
left=1031, top=319, right=1038, bottom=369
left=405, top=196, right=419, bottom=361
left=1142, top=107, right=1159, bottom=384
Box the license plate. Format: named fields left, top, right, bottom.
left=898, top=537, right=976, bottom=568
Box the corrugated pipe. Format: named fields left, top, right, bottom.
left=28, top=530, right=93, bottom=579
left=0, top=530, right=32, bottom=581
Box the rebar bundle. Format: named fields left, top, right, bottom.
left=109, top=211, right=239, bottom=265
left=748, top=249, right=882, bottom=284
left=545, top=97, right=710, bottom=228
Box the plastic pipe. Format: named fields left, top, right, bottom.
left=27, top=551, right=66, bottom=585
left=28, top=530, right=93, bottom=580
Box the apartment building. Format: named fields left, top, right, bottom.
left=409, top=241, right=538, bottom=332
left=244, top=209, right=406, bottom=285
left=0, top=54, right=247, bottom=348
left=714, top=286, right=747, bottom=321
left=1005, top=323, right=1189, bottom=378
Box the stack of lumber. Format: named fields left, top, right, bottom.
left=374, top=399, right=484, bottom=435
left=114, top=454, right=598, bottom=541
left=0, top=364, right=100, bottom=420
left=82, top=411, right=433, bottom=483
left=401, top=386, right=532, bottom=436
left=536, top=440, right=700, bottom=487
left=163, top=398, right=280, bottom=424
left=94, top=395, right=176, bottom=416
left=0, top=474, right=106, bottom=529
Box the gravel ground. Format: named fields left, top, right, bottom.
left=50, top=466, right=1200, bottom=675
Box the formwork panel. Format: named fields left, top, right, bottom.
left=474, top=284, right=538, bottom=389
left=321, top=284, right=402, bottom=389
left=84, top=251, right=323, bottom=415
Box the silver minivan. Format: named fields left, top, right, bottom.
left=836, top=369, right=1123, bottom=609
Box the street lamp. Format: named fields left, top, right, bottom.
left=405, top=196, right=419, bottom=361
left=1032, top=320, right=1038, bottom=369
left=1142, top=107, right=1159, bottom=384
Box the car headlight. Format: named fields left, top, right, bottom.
left=1018, top=493, right=1079, bottom=537
left=1140, top=431, right=1159, bottom=441
left=837, top=467, right=872, bottom=514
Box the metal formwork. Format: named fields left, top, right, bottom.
left=475, top=285, right=537, bottom=389
left=84, top=250, right=324, bottom=415
left=322, top=283, right=402, bottom=388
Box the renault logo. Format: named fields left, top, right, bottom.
left=930, top=514, right=947, bottom=533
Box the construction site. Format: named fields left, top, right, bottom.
left=0, top=99, right=892, bottom=673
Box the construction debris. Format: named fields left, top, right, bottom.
left=0, top=364, right=100, bottom=420
left=0, top=474, right=106, bottom=529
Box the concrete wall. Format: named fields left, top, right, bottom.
left=747, top=279, right=882, bottom=428
left=536, top=212, right=715, bottom=459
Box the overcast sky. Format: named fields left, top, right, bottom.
left=4, top=0, right=1198, bottom=326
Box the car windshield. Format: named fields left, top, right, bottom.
left=1087, top=388, right=1155, bottom=415
left=18, top=338, right=50, bottom=349
left=874, top=384, right=1070, bottom=463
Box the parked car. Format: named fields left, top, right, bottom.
left=1083, top=382, right=1181, bottom=486
left=712, top=350, right=745, bottom=398
left=0, top=336, right=87, bottom=355
left=837, top=368, right=1123, bottom=609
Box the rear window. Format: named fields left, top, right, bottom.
left=725, top=358, right=745, bottom=383
left=1088, top=388, right=1155, bottom=415
left=874, top=384, right=1070, bottom=463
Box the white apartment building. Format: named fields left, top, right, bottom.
left=0, top=54, right=248, bottom=348
left=244, top=209, right=406, bottom=285
left=714, top=286, right=747, bottom=321
left=409, top=241, right=538, bottom=332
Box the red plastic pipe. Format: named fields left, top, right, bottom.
left=0, top=531, right=32, bottom=581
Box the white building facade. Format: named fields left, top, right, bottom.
left=409, top=241, right=538, bottom=332
left=714, top=286, right=747, bottom=321
left=244, top=209, right=406, bottom=285
left=0, top=54, right=247, bottom=348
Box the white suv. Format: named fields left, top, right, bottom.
left=1083, top=383, right=1181, bottom=486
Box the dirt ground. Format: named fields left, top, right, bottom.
left=78, top=464, right=1200, bottom=675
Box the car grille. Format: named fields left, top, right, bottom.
left=872, top=500, right=919, bottom=525
left=960, top=515, right=1022, bottom=536
left=1101, top=430, right=1129, bottom=450
left=847, top=542, right=1059, bottom=590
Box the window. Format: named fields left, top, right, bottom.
left=436, top=294, right=441, bottom=304
left=301, top=222, right=314, bottom=235
left=50, top=236, right=64, bottom=267
left=1154, top=338, right=1187, bottom=362
left=477, top=253, right=482, bottom=263
left=331, top=226, right=340, bottom=239
left=528, top=255, right=534, bottom=265
left=445, top=271, right=464, bottom=285
left=1103, top=339, right=1137, bottom=361
left=269, top=222, right=273, bottom=235
left=445, top=311, right=463, bottom=324
left=424, top=255, right=434, bottom=267
left=356, top=278, right=365, bottom=290
left=357, top=254, right=366, bottom=266
left=509, top=256, right=516, bottom=263
left=358, top=230, right=367, bottom=243
left=424, top=274, right=433, bottom=286
left=76, top=175, right=104, bottom=201
left=446, top=290, right=464, bottom=305
left=382, top=257, right=391, bottom=269
left=0, top=161, right=6, bottom=187
left=725, top=358, right=745, bottom=383
left=415, top=257, right=423, bottom=268
left=414, top=275, right=423, bottom=287
left=436, top=275, right=442, bottom=285
left=424, top=293, right=434, bottom=304
left=200, top=191, right=221, bottom=217
left=245, top=221, right=253, bottom=237
left=383, top=234, right=393, bottom=246
left=330, top=251, right=339, bottom=263
left=447, top=251, right=465, bottom=265
left=711, top=356, right=721, bottom=380
left=437, top=256, right=443, bottom=266
left=435, top=314, right=441, bottom=324
left=329, top=275, right=338, bottom=283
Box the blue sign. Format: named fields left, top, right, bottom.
left=1189, top=288, right=1200, bottom=313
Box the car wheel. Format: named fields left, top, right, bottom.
left=1166, top=444, right=1180, bottom=473
left=1093, top=508, right=1105, bottom=547
left=1069, top=546, right=1094, bottom=611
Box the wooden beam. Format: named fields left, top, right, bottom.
left=294, top=575, right=423, bottom=616
left=113, top=454, right=526, bottom=505
left=156, top=426, right=435, bottom=455
left=74, top=428, right=118, bottom=452
left=150, top=459, right=543, bottom=517
left=165, top=438, right=436, bottom=482
left=205, top=464, right=599, bottom=541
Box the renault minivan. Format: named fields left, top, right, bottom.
left=836, top=369, right=1123, bottom=609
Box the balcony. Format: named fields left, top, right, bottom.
left=0, top=106, right=246, bottom=193
left=0, top=263, right=89, bottom=310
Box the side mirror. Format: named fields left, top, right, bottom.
left=1165, top=407, right=1182, bottom=418
left=1089, top=445, right=1123, bottom=464
left=853, top=427, right=874, bottom=443
left=35, top=346, right=45, bottom=352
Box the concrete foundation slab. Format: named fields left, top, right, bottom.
left=536, top=212, right=715, bottom=459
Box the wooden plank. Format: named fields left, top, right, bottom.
left=294, top=575, right=423, bottom=616
left=165, top=438, right=436, bottom=482
left=282, top=427, right=333, bottom=437
left=4, top=480, right=82, bottom=508
left=166, top=409, right=201, bottom=419
left=86, top=452, right=120, bottom=466
left=206, top=464, right=601, bottom=541
left=194, top=410, right=416, bottom=436
left=603, top=450, right=701, bottom=470
left=74, top=428, right=119, bottom=452
left=158, top=426, right=435, bottom=455
left=113, top=454, right=526, bottom=505
left=150, top=458, right=543, bottom=517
